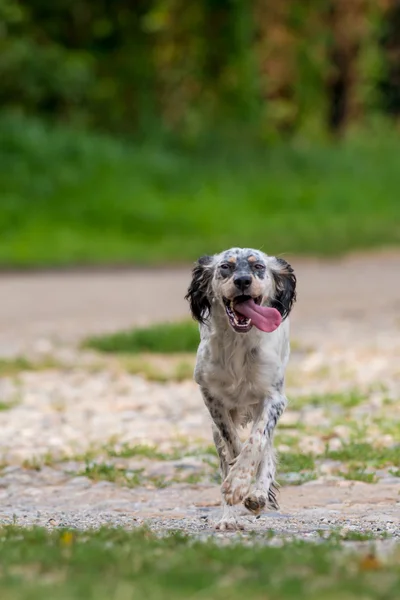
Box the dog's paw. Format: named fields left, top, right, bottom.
left=215, top=516, right=244, bottom=531
left=222, top=468, right=253, bottom=505
left=244, top=482, right=280, bottom=514
left=243, top=492, right=267, bottom=515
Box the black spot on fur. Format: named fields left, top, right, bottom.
left=219, top=424, right=232, bottom=446
left=250, top=347, right=259, bottom=359
left=264, top=401, right=285, bottom=436
left=264, top=416, right=278, bottom=436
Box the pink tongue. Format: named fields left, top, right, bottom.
left=235, top=300, right=282, bottom=332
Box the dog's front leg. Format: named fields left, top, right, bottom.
left=211, top=426, right=245, bottom=531
left=222, top=392, right=287, bottom=506
left=201, top=388, right=242, bottom=460
left=201, top=388, right=244, bottom=530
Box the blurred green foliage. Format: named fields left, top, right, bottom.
left=1, top=1, right=400, bottom=265
left=0, top=113, right=399, bottom=266
left=83, top=321, right=199, bottom=354
left=1, top=526, right=400, bottom=600
left=0, top=0, right=399, bottom=138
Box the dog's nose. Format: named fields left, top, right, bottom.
left=234, top=275, right=252, bottom=292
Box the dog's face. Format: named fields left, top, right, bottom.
left=185, top=247, right=296, bottom=333
left=213, top=249, right=274, bottom=332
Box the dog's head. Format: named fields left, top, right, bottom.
left=185, top=248, right=296, bottom=333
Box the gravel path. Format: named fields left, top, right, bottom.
left=0, top=251, right=399, bottom=538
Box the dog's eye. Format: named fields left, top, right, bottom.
left=254, top=263, right=265, bottom=270
left=220, top=263, right=232, bottom=271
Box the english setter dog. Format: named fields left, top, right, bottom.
left=185, top=247, right=296, bottom=530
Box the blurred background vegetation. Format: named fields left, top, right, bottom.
left=1, top=0, right=400, bottom=266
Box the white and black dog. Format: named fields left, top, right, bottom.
left=185, top=248, right=296, bottom=530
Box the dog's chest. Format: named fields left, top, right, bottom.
left=201, top=335, right=280, bottom=406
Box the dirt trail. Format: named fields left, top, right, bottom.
left=0, top=252, right=399, bottom=536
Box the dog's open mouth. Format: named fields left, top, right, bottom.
left=223, top=295, right=261, bottom=333
left=223, top=295, right=282, bottom=333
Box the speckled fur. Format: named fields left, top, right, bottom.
left=185, top=248, right=296, bottom=530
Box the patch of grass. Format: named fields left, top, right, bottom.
left=1, top=114, right=400, bottom=267
left=74, top=460, right=211, bottom=489
left=278, top=451, right=317, bottom=484
left=287, top=339, right=313, bottom=353
left=293, top=391, right=366, bottom=410
left=76, top=462, right=144, bottom=488
left=69, top=444, right=320, bottom=488
left=0, top=398, right=20, bottom=411
left=279, top=452, right=316, bottom=473
left=189, top=444, right=218, bottom=458
left=277, top=419, right=306, bottom=431
left=22, top=441, right=218, bottom=469
left=0, top=356, right=61, bottom=377
left=338, top=467, right=378, bottom=484
left=0, top=357, right=32, bottom=376
left=388, top=468, right=400, bottom=477
left=106, top=443, right=170, bottom=461
left=320, top=530, right=378, bottom=542
left=174, top=471, right=205, bottom=485
left=325, top=442, right=400, bottom=468
left=22, top=454, right=57, bottom=471
left=276, top=433, right=303, bottom=450
left=173, top=360, right=195, bottom=381
left=0, top=526, right=398, bottom=600
left=373, top=417, right=400, bottom=437
left=83, top=321, right=199, bottom=355
left=339, top=530, right=378, bottom=542
left=277, top=452, right=318, bottom=485
left=121, top=356, right=195, bottom=381
left=105, top=442, right=217, bottom=462
left=141, top=470, right=211, bottom=489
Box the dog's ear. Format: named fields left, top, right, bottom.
left=270, top=258, right=297, bottom=319
left=185, top=255, right=214, bottom=324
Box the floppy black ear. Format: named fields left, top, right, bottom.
left=270, top=258, right=297, bottom=319
left=185, top=255, right=214, bottom=324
